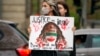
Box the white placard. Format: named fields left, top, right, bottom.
left=29, top=16, right=74, bottom=51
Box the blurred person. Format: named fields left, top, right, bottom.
left=56, top=2, right=76, bottom=56
left=29, top=0, right=60, bottom=56
left=57, top=1, right=76, bottom=31
left=57, top=1, right=70, bottom=16
left=41, top=0, right=59, bottom=16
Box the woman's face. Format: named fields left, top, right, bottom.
left=46, top=23, right=57, bottom=33
left=41, top=2, right=52, bottom=15
left=58, top=4, right=67, bottom=16
left=42, top=2, right=51, bottom=9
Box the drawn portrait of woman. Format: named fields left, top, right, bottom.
left=36, top=22, right=67, bottom=50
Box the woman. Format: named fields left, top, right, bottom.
left=57, top=2, right=76, bottom=56
left=57, top=2, right=70, bottom=16
left=41, top=0, right=59, bottom=16
left=30, top=0, right=59, bottom=56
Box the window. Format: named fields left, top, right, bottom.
left=75, top=35, right=86, bottom=48
left=92, top=35, right=100, bottom=47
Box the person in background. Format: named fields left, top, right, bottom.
left=57, top=1, right=76, bottom=56
left=41, top=0, right=59, bottom=16
left=57, top=1, right=76, bottom=31
left=29, top=0, right=59, bottom=56
left=57, top=1, right=70, bottom=16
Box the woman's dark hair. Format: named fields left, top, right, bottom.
left=52, top=5, right=60, bottom=16
left=57, top=2, right=70, bottom=16
left=38, top=22, right=66, bottom=49
left=39, top=22, right=65, bottom=43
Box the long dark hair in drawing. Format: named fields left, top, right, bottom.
left=36, top=22, right=67, bottom=50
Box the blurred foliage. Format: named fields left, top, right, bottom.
left=87, top=0, right=100, bottom=20
left=32, top=0, right=39, bottom=14
left=70, top=10, right=80, bottom=29
left=66, top=0, right=80, bottom=29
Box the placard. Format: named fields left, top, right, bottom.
left=29, top=16, right=74, bottom=51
